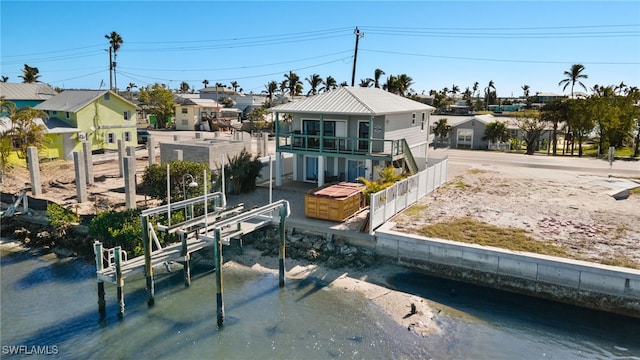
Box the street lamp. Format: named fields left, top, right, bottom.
left=182, top=174, right=198, bottom=220
left=182, top=174, right=198, bottom=200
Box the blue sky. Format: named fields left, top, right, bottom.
left=2, top=1, right=639, bottom=98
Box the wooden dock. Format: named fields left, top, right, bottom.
left=94, top=197, right=290, bottom=325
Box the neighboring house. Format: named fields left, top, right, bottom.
left=0, top=83, right=57, bottom=113
left=34, top=90, right=138, bottom=158
left=174, top=98, right=242, bottom=131
left=269, top=87, right=436, bottom=187
left=431, top=114, right=553, bottom=150
left=234, top=93, right=268, bottom=119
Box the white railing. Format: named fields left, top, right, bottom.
left=369, top=158, right=448, bottom=234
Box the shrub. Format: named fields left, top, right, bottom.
left=47, top=202, right=79, bottom=237
left=88, top=209, right=144, bottom=256
left=142, top=161, right=214, bottom=203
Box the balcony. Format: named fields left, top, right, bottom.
left=276, top=132, right=407, bottom=161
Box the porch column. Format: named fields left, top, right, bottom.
left=317, top=155, right=325, bottom=187
left=275, top=152, right=282, bottom=187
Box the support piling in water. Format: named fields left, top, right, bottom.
left=181, top=232, right=191, bottom=287
left=279, top=206, right=286, bottom=288
left=94, top=241, right=106, bottom=316
left=114, top=246, right=125, bottom=318
left=141, top=215, right=155, bottom=306
left=214, top=228, right=224, bottom=326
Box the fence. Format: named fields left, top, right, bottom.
left=369, top=158, right=448, bottom=234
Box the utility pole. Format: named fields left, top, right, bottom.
left=351, top=27, right=364, bottom=87
left=108, top=46, right=113, bottom=90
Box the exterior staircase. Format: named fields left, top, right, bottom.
left=401, top=139, right=419, bottom=175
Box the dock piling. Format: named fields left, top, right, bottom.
left=94, top=241, right=106, bottom=316
left=141, top=215, right=155, bottom=306
left=114, top=246, right=125, bottom=318
left=181, top=232, right=191, bottom=287
left=279, top=206, right=286, bottom=287
left=214, top=228, right=224, bottom=326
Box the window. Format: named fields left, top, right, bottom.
left=66, top=112, right=70, bottom=119
left=510, top=129, right=518, bottom=137
left=181, top=119, right=188, bottom=125
left=123, top=110, right=131, bottom=120
left=104, top=93, right=110, bottom=100
left=182, top=108, right=188, bottom=114
left=421, top=113, right=425, bottom=131
left=52, top=111, right=57, bottom=115
left=124, top=131, right=132, bottom=142
left=107, top=133, right=115, bottom=144
left=412, top=113, right=416, bottom=125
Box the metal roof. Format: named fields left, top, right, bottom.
left=34, top=90, right=135, bottom=112
left=269, top=87, right=435, bottom=115
left=0, top=83, right=57, bottom=100
left=0, top=116, right=78, bottom=134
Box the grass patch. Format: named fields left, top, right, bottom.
left=417, top=217, right=570, bottom=257
left=630, top=187, right=640, bottom=196
left=467, top=168, right=488, bottom=175
left=403, top=204, right=428, bottom=217
left=599, top=257, right=639, bottom=270
left=447, top=180, right=469, bottom=190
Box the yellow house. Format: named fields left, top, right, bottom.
left=34, top=90, right=138, bottom=158
left=175, top=98, right=242, bottom=131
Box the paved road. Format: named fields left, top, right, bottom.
left=433, top=148, right=639, bottom=178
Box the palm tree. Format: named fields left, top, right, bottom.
left=373, top=68, right=385, bottom=88
left=614, top=81, right=627, bottom=96
left=284, top=71, right=302, bottom=96
left=1, top=76, right=8, bottom=83
left=105, top=31, right=123, bottom=90
left=558, top=64, right=588, bottom=98
left=320, top=76, right=337, bottom=93
left=263, top=80, right=278, bottom=105
left=359, top=79, right=373, bottom=87
left=305, top=73, right=322, bottom=96
left=484, top=80, right=496, bottom=110
left=521, top=84, right=530, bottom=98
left=433, top=118, right=451, bottom=148
left=202, top=79, right=209, bottom=88
left=450, top=84, right=460, bottom=98
left=178, top=81, right=190, bottom=93
left=126, top=82, right=137, bottom=100
left=230, top=81, right=240, bottom=93
left=472, top=81, right=479, bottom=98
left=19, top=64, right=41, bottom=83
left=396, top=74, right=413, bottom=96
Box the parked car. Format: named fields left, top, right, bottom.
left=137, top=129, right=150, bottom=144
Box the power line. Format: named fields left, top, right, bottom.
left=360, top=48, right=640, bottom=65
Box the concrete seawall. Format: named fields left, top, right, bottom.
left=375, top=222, right=640, bottom=318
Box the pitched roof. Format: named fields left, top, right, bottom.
left=269, top=87, right=435, bottom=115
left=0, top=83, right=57, bottom=100
left=34, top=90, right=135, bottom=112
left=0, top=116, right=78, bottom=134
left=182, top=98, right=220, bottom=107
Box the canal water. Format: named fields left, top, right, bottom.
left=1, top=246, right=639, bottom=359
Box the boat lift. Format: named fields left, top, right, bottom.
left=94, top=190, right=290, bottom=325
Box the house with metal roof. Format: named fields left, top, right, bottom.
left=0, top=83, right=57, bottom=112
left=430, top=113, right=554, bottom=151
left=269, top=87, right=436, bottom=187
left=34, top=89, right=138, bottom=157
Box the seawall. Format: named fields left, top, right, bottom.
left=375, top=222, right=640, bottom=318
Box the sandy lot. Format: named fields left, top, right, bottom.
left=393, top=161, right=640, bottom=266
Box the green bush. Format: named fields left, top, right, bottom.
left=47, top=203, right=79, bottom=237
left=225, top=149, right=263, bottom=195
left=142, top=161, right=214, bottom=203
left=88, top=209, right=144, bottom=257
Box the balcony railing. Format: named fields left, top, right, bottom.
left=277, top=133, right=406, bottom=158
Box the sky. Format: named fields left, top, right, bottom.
left=1, top=1, right=639, bottom=98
